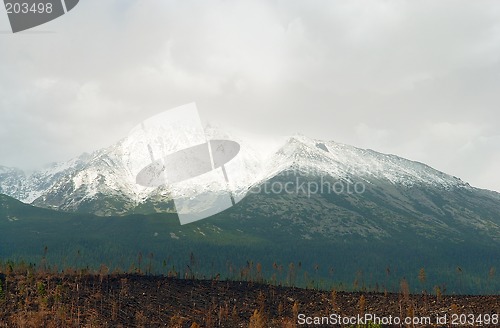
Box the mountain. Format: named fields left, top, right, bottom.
left=0, top=127, right=268, bottom=215
left=246, top=136, right=500, bottom=242
left=1, top=131, right=500, bottom=240
left=2, top=129, right=500, bottom=293
left=0, top=154, right=90, bottom=204
left=0, top=131, right=489, bottom=214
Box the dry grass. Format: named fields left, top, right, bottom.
left=0, top=270, right=498, bottom=327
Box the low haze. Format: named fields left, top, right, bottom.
left=1, top=0, right=499, bottom=192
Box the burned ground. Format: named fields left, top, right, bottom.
left=0, top=273, right=498, bottom=327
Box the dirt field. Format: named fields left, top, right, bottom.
left=0, top=273, right=498, bottom=327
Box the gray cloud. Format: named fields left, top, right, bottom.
left=0, top=0, right=499, bottom=191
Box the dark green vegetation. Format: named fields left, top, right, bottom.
left=1, top=176, right=499, bottom=295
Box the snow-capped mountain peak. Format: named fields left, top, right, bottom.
left=0, top=129, right=473, bottom=215
left=269, top=135, right=469, bottom=190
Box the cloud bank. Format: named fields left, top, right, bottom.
left=1, top=0, right=499, bottom=191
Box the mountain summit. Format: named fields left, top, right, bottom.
left=0, top=130, right=477, bottom=216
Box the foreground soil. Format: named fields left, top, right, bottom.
left=0, top=273, right=498, bottom=327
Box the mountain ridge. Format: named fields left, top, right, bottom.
left=0, top=131, right=497, bottom=220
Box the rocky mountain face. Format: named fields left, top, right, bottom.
left=234, top=136, right=500, bottom=242
left=1, top=131, right=499, bottom=242
left=1, top=127, right=266, bottom=215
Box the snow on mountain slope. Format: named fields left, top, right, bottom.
left=22, top=124, right=268, bottom=214
left=23, top=153, right=91, bottom=203
left=0, top=166, right=24, bottom=199
left=31, top=143, right=148, bottom=214
left=267, top=135, right=471, bottom=190
left=0, top=129, right=474, bottom=215
left=0, top=153, right=90, bottom=204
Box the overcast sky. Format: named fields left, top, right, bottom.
left=1, top=0, right=499, bottom=192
